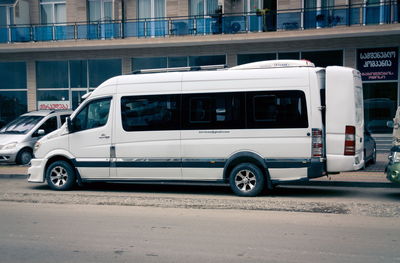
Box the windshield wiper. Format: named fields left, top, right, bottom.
left=1, top=131, right=25, bottom=134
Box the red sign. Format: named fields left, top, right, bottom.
left=38, top=101, right=70, bottom=110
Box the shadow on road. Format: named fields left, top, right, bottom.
left=383, top=192, right=400, bottom=201
left=270, top=186, right=353, bottom=198
left=28, top=181, right=397, bottom=198
left=31, top=182, right=234, bottom=196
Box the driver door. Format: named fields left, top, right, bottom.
left=69, top=97, right=113, bottom=179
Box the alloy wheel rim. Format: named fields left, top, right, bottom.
left=235, top=169, right=256, bottom=192
left=21, top=152, right=32, bottom=165
left=50, top=166, right=68, bottom=187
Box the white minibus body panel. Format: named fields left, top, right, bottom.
left=181, top=68, right=312, bottom=181
left=114, top=73, right=182, bottom=179
left=325, top=67, right=364, bottom=172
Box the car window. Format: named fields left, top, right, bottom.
left=60, top=114, right=70, bottom=125
left=37, top=116, right=58, bottom=135
left=72, top=98, right=111, bottom=132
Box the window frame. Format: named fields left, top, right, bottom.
left=39, top=0, right=66, bottom=24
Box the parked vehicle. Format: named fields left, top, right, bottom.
left=387, top=146, right=400, bottom=183
left=0, top=110, right=72, bottom=165
left=363, top=128, right=376, bottom=168
left=386, top=106, right=400, bottom=183
left=28, top=60, right=364, bottom=196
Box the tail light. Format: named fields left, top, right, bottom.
left=344, top=125, right=356, bottom=156
left=312, top=128, right=323, bottom=157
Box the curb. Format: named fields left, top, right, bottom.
left=0, top=174, right=28, bottom=179
left=282, top=180, right=400, bottom=188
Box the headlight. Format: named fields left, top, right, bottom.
left=390, top=151, right=400, bottom=164
left=34, top=141, right=41, bottom=153
left=2, top=142, right=18, bottom=150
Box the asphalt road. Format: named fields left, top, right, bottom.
left=1, top=201, right=399, bottom=263
left=1, top=177, right=400, bottom=262
left=0, top=177, right=400, bottom=217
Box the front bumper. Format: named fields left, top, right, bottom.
left=28, top=158, right=46, bottom=183
left=0, top=149, right=18, bottom=163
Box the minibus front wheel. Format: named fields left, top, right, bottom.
left=46, top=160, right=76, bottom=191
left=229, top=163, right=265, bottom=197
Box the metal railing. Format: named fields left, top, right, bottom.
left=0, top=2, right=398, bottom=44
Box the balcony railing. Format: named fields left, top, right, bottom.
left=0, top=2, right=398, bottom=44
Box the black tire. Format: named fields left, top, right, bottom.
left=46, top=160, right=76, bottom=191
left=16, top=148, right=33, bottom=165
left=229, top=163, right=265, bottom=197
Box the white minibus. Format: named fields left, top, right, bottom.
left=28, top=60, right=364, bottom=196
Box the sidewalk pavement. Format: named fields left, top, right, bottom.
left=0, top=153, right=392, bottom=184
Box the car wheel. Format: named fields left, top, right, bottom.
left=46, top=160, right=76, bottom=191
left=16, top=148, right=33, bottom=165
left=229, top=163, right=265, bottom=197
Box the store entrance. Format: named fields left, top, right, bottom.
left=363, top=82, right=398, bottom=134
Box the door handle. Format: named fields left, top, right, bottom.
left=99, top=134, right=110, bottom=139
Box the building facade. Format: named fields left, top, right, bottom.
left=0, top=0, right=399, bottom=133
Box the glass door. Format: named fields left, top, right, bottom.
left=88, top=0, right=114, bottom=39
left=138, top=0, right=166, bottom=37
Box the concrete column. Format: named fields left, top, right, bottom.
left=26, top=60, right=37, bottom=111
left=344, top=48, right=357, bottom=69
left=122, top=57, right=132, bottom=74
left=226, top=53, right=237, bottom=67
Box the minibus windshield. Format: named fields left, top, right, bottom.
left=0, top=116, right=44, bottom=134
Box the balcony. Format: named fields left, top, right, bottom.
left=0, top=2, right=398, bottom=44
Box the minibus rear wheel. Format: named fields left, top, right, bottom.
left=229, top=163, right=265, bottom=197
left=46, top=160, right=76, bottom=191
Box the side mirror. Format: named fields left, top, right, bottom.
left=387, top=120, right=394, bottom=129
left=37, top=129, right=45, bottom=136
left=32, top=129, right=46, bottom=137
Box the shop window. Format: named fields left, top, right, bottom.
left=36, top=61, right=68, bottom=89
left=0, top=91, right=27, bottom=124
left=189, top=55, right=226, bottom=66
left=132, top=55, right=225, bottom=71
left=132, top=57, right=167, bottom=71
left=278, top=52, right=300, bottom=60
left=364, top=82, right=398, bottom=134
left=168, top=57, right=188, bottom=68
left=70, top=60, right=87, bottom=89
left=88, top=59, right=122, bottom=88
left=301, top=50, right=343, bottom=67
left=0, top=62, right=26, bottom=90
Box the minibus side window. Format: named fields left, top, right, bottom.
left=247, top=91, right=308, bottom=129
left=253, top=95, right=277, bottom=122
left=121, top=95, right=180, bottom=131
left=190, top=97, right=213, bottom=123
left=182, top=92, right=245, bottom=130
left=72, top=98, right=111, bottom=132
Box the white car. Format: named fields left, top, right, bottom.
left=0, top=110, right=72, bottom=165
